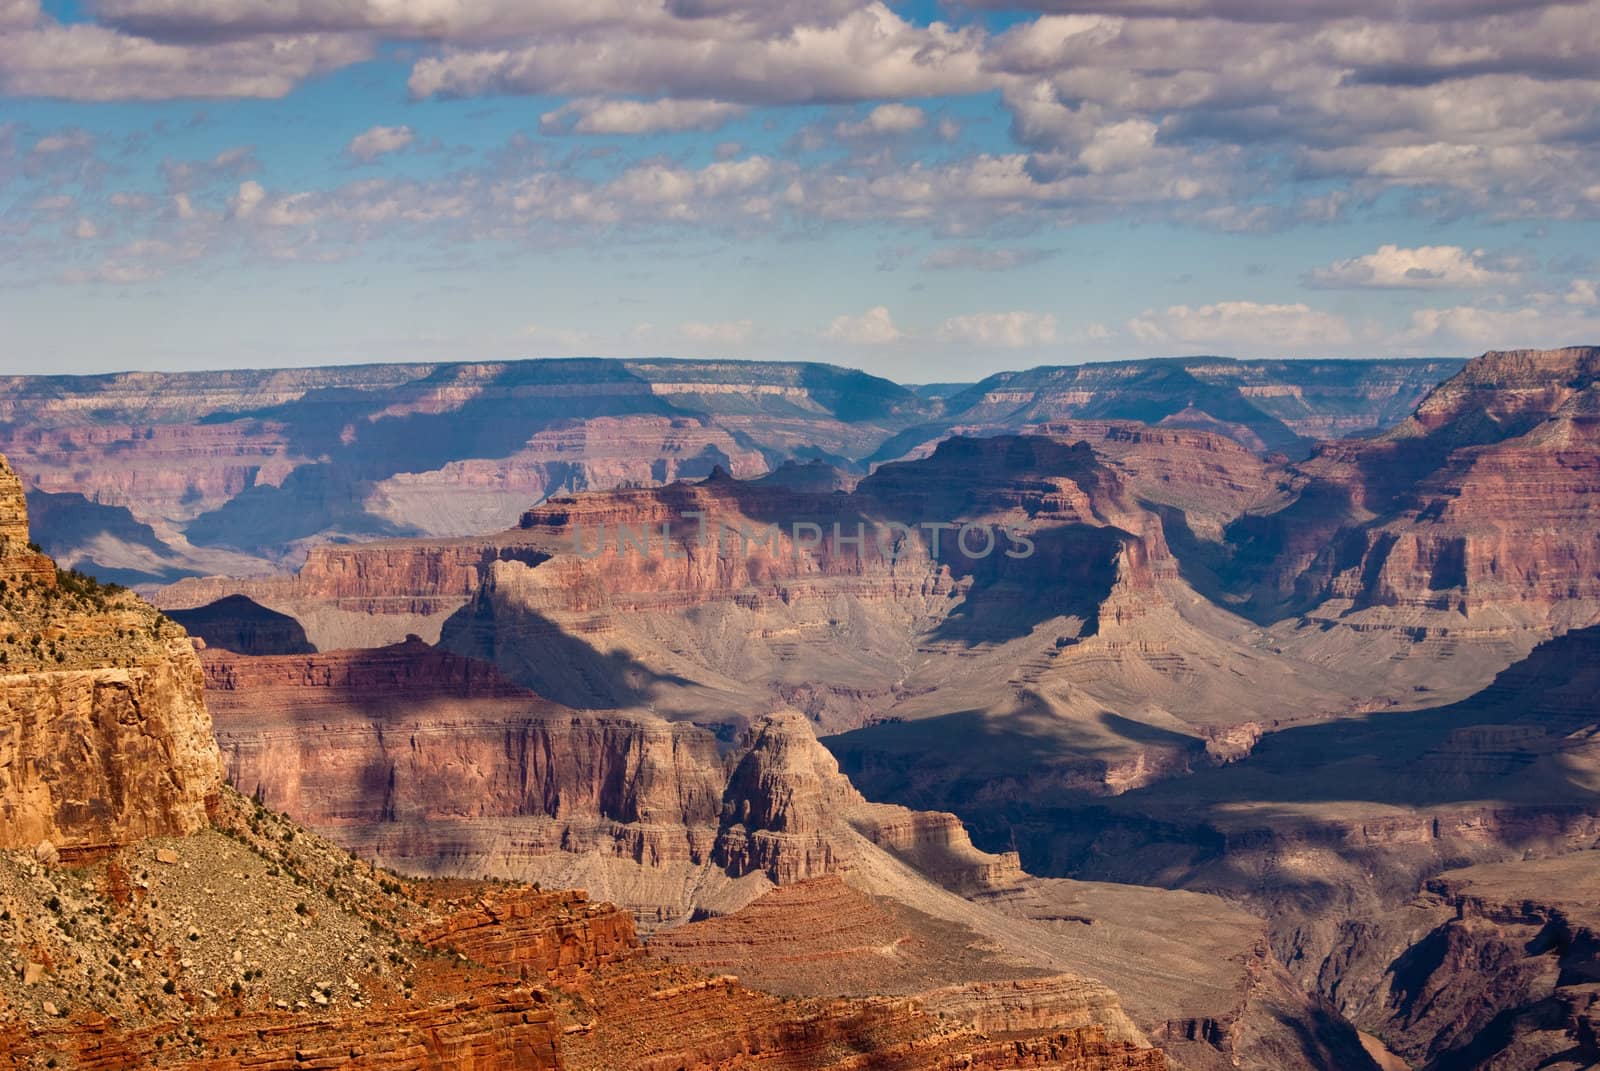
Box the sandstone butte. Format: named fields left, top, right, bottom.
left=0, top=448, right=1173, bottom=1070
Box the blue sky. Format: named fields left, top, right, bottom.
left=2, top=0, right=1599, bottom=380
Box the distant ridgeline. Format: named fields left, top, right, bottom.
left=0, top=355, right=1458, bottom=581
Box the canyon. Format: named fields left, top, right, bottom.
left=0, top=447, right=1178, bottom=1070
left=12, top=346, right=1600, bottom=1070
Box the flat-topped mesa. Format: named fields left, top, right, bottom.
left=508, top=434, right=1175, bottom=619
left=0, top=451, right=222, bottom=855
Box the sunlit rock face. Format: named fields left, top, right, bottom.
left=0, top=452, right=221, bottom=854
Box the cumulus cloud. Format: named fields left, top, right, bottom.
left=346, top=124, right=414, bottom=160
left=1308, top=244, right=1519, bottom=289
left=408, top=5, right=987, bottom=104
left=1128, top=301, right=1353, bottom=352
left=938, top=310, right=1058, bottom=348
left=162, top=145, right=259, bottom=190
left=540, top=98, right=745, bottom=135
left=1399, top=301, right=1600, bottom=351
left=835, top=102, right=925, bottom=138
left=0, top=0, right=38, bottom=28
left=16, top=0, right=1600, bottom=304
left=824, top=305, right=901, bottom=345
left=0, top=21, right=370, bottom=100
left=228, top=179, right=266, bottom=218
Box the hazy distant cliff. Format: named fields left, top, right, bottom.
left=1, top=355, right=1456, bottom=583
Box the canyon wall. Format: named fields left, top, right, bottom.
left=5, top=356, right=1454, bottom=581
left=0, top=454, right=221, bottom=855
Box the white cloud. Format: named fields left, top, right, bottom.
left=1402, top=302, right=1600, bottom=350
left=677, top=319, right=754, bottom=345
left=0, top=0, right=38, bottom=28
left=540, top=98, right=745, bottom=135
left=920, top=246, right=1053, bottom=271
left=1077, top=118, right=1157, bottom=174
left=229, top=179, right=266, bottom=218
left=1310, top=244, right=1520, bottom=289
left=408, top=5, right=987, bottom=105
left=346, top=124, right=414, bottom=160
left=0, top=21, right=370, bottom=100
left=1565, top=279, right=1598, bottom=307
left=836, top=102, right=925, bottom=138
left=1128, top=301, right=1353, bottom=352
left=71, top=217, right=99, bottom=240
left=824, top=305, right=901, bottom=345
left=938, top=310, right=1058, bottom=348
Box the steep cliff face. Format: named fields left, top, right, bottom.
left=1155, top=347, right=1600, bottom=707
left=206, top=639, right=730, bottom=884
left=203, top=646, right=1021, bottom=919
left=1309, top=853, right=1600, bottom=1071
left=1308, top=349, right=1600, bottom=622
left=0, top=454, right=221, bottom=855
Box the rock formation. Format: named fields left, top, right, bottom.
left=5, top=356, right=1452, bottom=580
left=872, top=356, right=1460, bottom=460
left=0, top=454, right=221, bottom=855
left=0, top=443, right=1172, bottom=1070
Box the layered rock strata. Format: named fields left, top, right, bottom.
left=0, top=454, right=221, bottom=855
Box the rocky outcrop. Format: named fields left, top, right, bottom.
left=1309, top=852, right=1600, bottom=1071
left=202, top=644, right=1024, bottom=917
left=0, top=453, right=222, bottom=855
